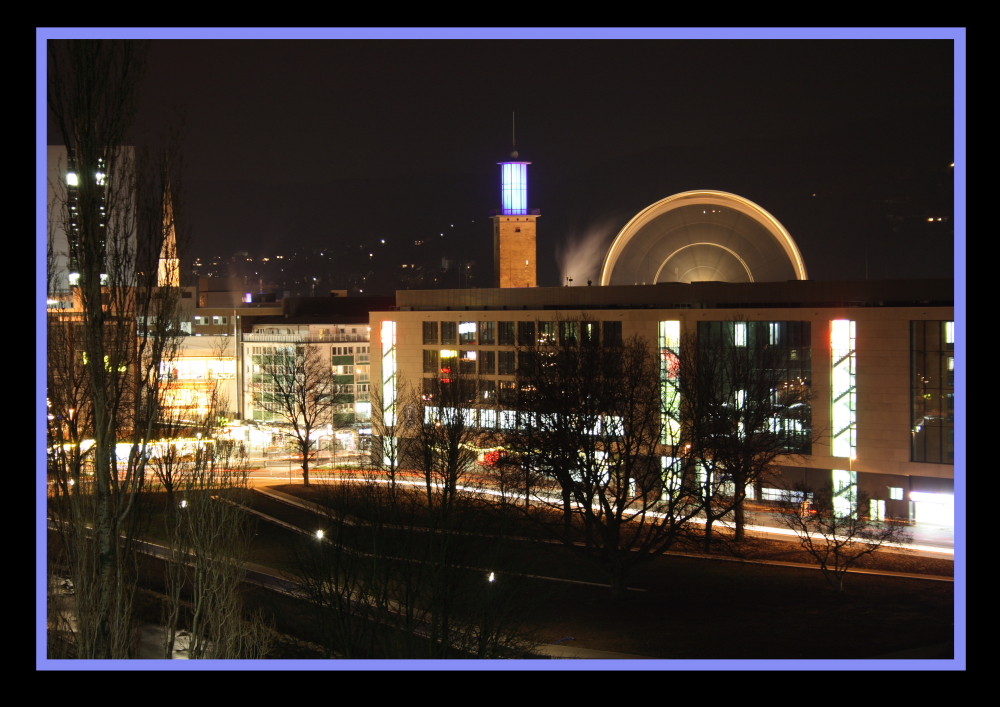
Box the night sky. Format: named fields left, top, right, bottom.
left=45, top=31, right=960, bottom=287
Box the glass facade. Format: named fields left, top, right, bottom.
left=602, top=321, right=623, bottom=346
left=441, top=321, right=457, bottom=345
left=697, top=321, right=812, bottom=454
left=498, top=321, right=515, bottom=346
left=422, top=321, right=438, bottom=345
left=459, top=321, right=477, bottom=345
left=911, top=321, right=955, bottom=464
left=498, top=350, right=516, bottom=375
left=559, top=321, right=579, bottom=346
left=658, top=320, right=681, bottom=446
left=517, top=321, right=536, bottom=346
left=423, top=349, right=439, bottom=373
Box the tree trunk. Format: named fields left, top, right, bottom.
left=734, top=494, right=746, bottom=542
left=703, top=514, right=714, bottom=552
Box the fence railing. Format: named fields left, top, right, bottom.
left=243, top=332, right=370, bottom=344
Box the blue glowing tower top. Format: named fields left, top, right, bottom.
left=500, top=152, right=530, bottom=215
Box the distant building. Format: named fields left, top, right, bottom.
left=240, top=296, right=394, bottom=425
left=47, top=145, right=119, bottom=292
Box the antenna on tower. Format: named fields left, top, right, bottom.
left=511, top=111, right=518, bottom=158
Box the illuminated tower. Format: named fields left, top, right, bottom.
left=492, top=149, right=538, bottom=288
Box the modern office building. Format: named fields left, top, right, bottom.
left=371, top=279, right=954, bottom=527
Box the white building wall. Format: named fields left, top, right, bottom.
left=370, top=299, right=954, bottom=505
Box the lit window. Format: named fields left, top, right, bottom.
left=734, top=321, right=747, bottom=347
left=870, top=499, right=886, bottom=521
left=889, top=487, right=904, bottom=501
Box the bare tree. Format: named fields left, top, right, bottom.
left=505, top=326, right=704, bottom=597
left=779, top=485, right=910, bottom=592
left=414, top=375, right=486, bottom=522
left=680, top=320, right=814, bottom=548
left=46, top=40, right=183, bottom=658
left=363, top=379, right=417, bottom=499
left=160, top=427, right=272, bottom=658
left=251, top=343, right=338, bottom=486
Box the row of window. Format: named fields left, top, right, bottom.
left=423, top=349, right=514, bottom=376
left=422, top=320, right=623, bottom=347
left=335, top=383, right=371, bottom=395
left=422, top=378, right=515, bottom=405
left=194, top=315, right=229, bottom=326
left=332, top=345, right=370, bottom=356
left=420, top=404, right=625, bottom=432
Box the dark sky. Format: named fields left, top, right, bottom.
left=48, top=33, right=959, bottom=286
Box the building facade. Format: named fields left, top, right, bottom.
left=371, top=279, right=955, bottom=528
left=242, top=321, right=372, bottom=425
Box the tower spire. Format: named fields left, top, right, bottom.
left=158, top=184, right=180, bottom=287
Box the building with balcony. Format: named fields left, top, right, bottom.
left=240, top=296, right=394, bottom=426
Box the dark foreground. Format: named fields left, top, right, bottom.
left=61, top=482, right=955, bottom=661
